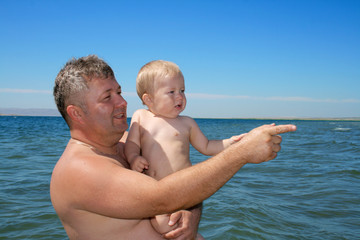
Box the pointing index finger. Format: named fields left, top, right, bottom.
left=269, top=124, right=297, bottom=135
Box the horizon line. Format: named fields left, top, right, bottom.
left=0, top=107, right=359, bottom=120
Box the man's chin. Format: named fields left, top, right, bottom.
left=115, top=122, right=128, bottom=132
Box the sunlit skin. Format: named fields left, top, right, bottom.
left=51, top=77, right=199, bottom=240
left=125, top=73, right=244, bottom=236
left=51, top=74, right=297, bottom=240
left=148, top=74, right=187, bottom=119
left=77, top=78, right=129, bottom=149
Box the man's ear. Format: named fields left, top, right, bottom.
left=142, top=93, right=152, bottom=106
left=66, top=105, right=85, bottom=124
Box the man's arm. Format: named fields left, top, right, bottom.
left=70, top=124, right=296, bottom=219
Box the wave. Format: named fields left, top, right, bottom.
left=333, top=127, right=351, bottom=131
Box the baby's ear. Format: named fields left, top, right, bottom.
left=142, top=93, right=152, bottom=106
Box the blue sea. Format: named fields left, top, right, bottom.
left=0, top=116, right=359, bottom=239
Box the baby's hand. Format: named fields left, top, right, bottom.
left=231, top=133, right=247, bottom=144
left=130, top=156, right=149, bottom=173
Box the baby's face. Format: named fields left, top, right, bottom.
left=148, top=74, right=186, bottom=118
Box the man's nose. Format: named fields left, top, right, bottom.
left=115, top=94, right=127, bottom=107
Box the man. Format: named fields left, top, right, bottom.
left=50, top=55, right=296, bottom=240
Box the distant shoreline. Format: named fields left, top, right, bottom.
left=1, top=114, right=359, bottom=121
left=194, top=117, right=360, bottom=121
left=1, top=108, right=359, bottom=121
left=0, top=108, right=60, bottom=117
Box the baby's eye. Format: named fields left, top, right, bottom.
left=169, top=91, right=175, bottom=94
left=180, top=89, right=185, bottom=93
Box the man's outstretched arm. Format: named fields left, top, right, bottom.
left=73, top=124, right=296, bottom=219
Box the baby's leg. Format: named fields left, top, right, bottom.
left=150, top=214, right=178, bottom=234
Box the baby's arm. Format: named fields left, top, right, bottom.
left=222, top=133, right=247, bottom=148
left=126, top=141, right=149, bottom=172
left=125, top=111, right=149, bottom=173
left=188, top=117, right=246, bottom=156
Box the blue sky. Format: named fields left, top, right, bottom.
left=0, top=0, right=359, bottom=118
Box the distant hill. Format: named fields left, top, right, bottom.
left=0, top=108, right=60, bottom=116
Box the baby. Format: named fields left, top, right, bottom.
left=125, top=60, right=245, bottom=237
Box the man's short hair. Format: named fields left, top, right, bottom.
left=54, top=55, right=114, bottom=125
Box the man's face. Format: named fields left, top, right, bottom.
left=82, top=77, right=128, bottom=137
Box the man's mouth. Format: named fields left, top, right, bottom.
left=114, top=112, right=126, bottom=119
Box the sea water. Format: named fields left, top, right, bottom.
left=0, top=116, right=359, bottom=239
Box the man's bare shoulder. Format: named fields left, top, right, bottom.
left=53, top=140, right=126, bottom=185
left=52, top=141, right=128, bottom=183
left=50, top=140, right=132, bottom=215
left=50, top=141, right=164, bottom=239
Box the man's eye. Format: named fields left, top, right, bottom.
left=117, top=91, right=122, bottom=95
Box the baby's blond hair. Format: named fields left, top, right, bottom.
left=136, top=60, right=183, bottom=104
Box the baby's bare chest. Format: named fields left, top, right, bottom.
left=142, top=120, right=190, bottom=142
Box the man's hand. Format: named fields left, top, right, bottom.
left=238, top=124, right=297, bottom=164
left=230, top=133, right=247, bottom=144
left=163, top=210, right=198, bottom=240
